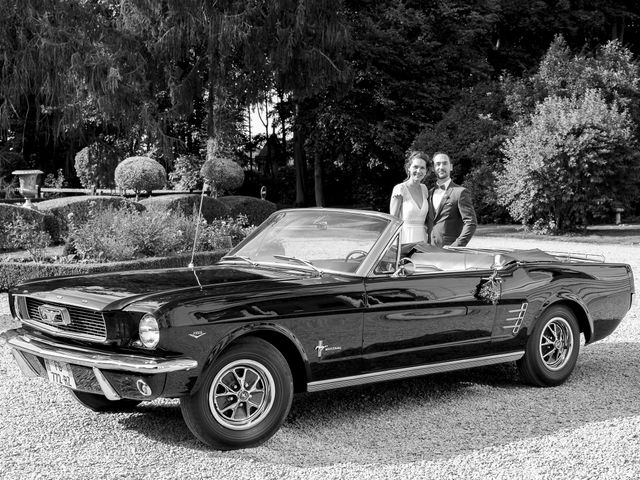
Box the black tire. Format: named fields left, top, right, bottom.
left=517, top=305, right=580, bottom=387
left=180, top=337, right=293, bottom=450
left=71, top=390, right=141, bottom=412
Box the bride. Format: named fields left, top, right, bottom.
left=389, top=151, right=430, bottom=244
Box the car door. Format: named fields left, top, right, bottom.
left=362, top=245, right=498, bottom=372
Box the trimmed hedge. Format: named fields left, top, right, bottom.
left=217, top=195, right=277, bottom=226
left=1, top=250, right=227, bottom=291
left=140, top=194, right=230, bottom=223
left=37, top=196, right=145, bottom=242
left=0, top=204, right=53, bottom=250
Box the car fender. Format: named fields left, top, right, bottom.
left=189, top=321, right=311, bottom=395
left=537, top=292, right=594, bottom=342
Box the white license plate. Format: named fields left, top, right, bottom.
left=44, top=359, right=77, bottom=389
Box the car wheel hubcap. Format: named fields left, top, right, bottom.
left=539, top=316, right=574, bottom=371
left=209, top=359, right=275, bottom=430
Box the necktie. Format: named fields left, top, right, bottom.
left=437, top=184, right=446, bottom=190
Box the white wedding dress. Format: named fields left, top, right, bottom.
left=392, top=183, right=429, bottom=244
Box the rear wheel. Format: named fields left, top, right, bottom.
left=517, top=306, right=580, bottom=387
left=71, top=390, right=141, bottom=412
left=180, top=337, right=293, bottom=450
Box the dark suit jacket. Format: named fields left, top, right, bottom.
left=427, top=182, right=477, bottom=247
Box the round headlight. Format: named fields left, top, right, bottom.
left=139, top=314, right=160, bottom=349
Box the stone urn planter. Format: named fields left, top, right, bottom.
left=12, top=169, right=44, bottom=208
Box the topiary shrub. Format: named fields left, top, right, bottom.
left=200, top=139, right=244, bottom=197
left=37, top=196, right=145, bottom=242
left=139, top=194, right=230, bottom=223
left=74, top=142, right=121, bottom=189
left=0, top=204, right=51, bottom=251
left=115, top=156, right=167, bottom=199
left=217, top=195, right=277, bottom=226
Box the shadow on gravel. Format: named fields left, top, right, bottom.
left=246, top=342, right=640, bottom=465
left=111, top=342, right=640, bottom=467
left=117, top=400, right=203, bottom=448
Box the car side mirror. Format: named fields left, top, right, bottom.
left=492, top=254, right=506, bottom=270
left=392, top=258, right=414, bottom=277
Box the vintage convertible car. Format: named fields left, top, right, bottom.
left=2, top=208, right=635, bottom=450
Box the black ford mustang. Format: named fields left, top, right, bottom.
left=2, top=208, right=634, bottom=450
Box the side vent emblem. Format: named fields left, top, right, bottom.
left=502, top=303, right=528, bottom=334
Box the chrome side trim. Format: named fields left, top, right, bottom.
left=5, top=330, right=198, bottom=374
left=93, top=367, right=121, bottom=400
left=307, top=351, right=525, bottom=392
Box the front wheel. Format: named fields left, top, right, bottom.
left=517, top=306, right=580, bottom=387
left=180, top=337, right=293, bottom=450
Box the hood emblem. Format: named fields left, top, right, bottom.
left=38, top=305, right=71, bottom=326
left=189, top=331, right=206, bottom=339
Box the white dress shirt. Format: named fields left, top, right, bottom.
left=432, top=179, right=451, bottom=210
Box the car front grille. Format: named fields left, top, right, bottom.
left=21, top=297, right=108, bottom=342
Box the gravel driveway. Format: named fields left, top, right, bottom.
left=1, top=234, right=639, bottom=480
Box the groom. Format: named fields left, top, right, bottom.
left=427, top=152, right=477, bottom=247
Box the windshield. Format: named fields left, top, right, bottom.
left=226, top=210, right=392, bottom=274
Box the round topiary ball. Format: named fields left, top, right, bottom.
left=200, top=139, right=244, bottom=198
left=114, top=156, right=167, bottom=196
left=200, top=156, right=244, bottom=197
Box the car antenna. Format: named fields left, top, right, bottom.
left=188, top=183, right=207, bottom=290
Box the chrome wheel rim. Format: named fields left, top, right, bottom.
left=539, top=316, right=574, bottom=371
left=209, top=359, right=275, bottom=431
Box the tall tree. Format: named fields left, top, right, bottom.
left=0, top=1, right=110, bottom=171
left=487, top=0, right=640, bottom=75
left=254, top=0, right=350, bottom=206
left=299, top=0, right=501, bottom=210
left=0, top=0, right=175, bottom=175
left=121, top=0, right=349, bottom=202
left=119, top=0, right=263, bottom=158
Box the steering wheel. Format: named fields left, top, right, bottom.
left=345, top=249, right=368, bottom=262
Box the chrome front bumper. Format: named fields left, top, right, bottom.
left=2, top=328, right=198, bottom=401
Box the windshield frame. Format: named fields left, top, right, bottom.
left=223, top=208, right=401, bottom=277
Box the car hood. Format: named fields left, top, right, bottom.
left=10, top=264, right=321, bottom=312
